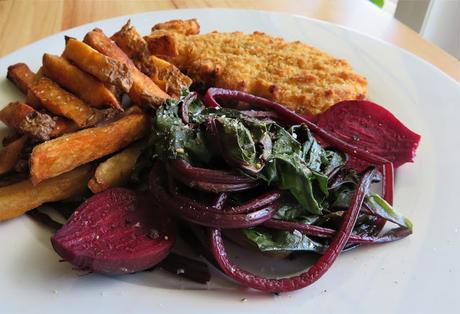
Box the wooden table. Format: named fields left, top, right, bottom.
left=1, top=0, right=459, bottom=82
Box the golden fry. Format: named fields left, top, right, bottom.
left=152, top=18, right=200, bottom=35
left=0, top=136, right=27, bottom=175
left=0, top=165, right=92, bottom=221
left=111, top=20, right=151, bottom=73
left=6, top=63, right=35, bottom=95
left=30, top=113, right=149, bottom=184
left=111, top=22, right=191, bottom=97
left=84, top=29, right=170, bottom=107
left=88, top=141, right=145, bottom=193
left=148, top=55, right=192, bottom=98
left=0, top=102, right=36, bottom=129
left=42, top=54, right=122, bottom=110
left=49, top=118, right=79, bottom=138
left=144, top=31, right=180, bottom=59
left=0, top=102, right=77, bottom=140
left=29, top=77, right=97, bottom=128
left=63, top=38, right=133, bottom=93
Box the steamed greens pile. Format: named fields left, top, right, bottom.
left=147, top=92, right=412, bottom=254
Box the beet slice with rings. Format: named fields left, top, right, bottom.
left=316, top=100, right=421, bottom=171
left=51, top=188, right=175, bottom=275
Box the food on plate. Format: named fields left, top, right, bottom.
left=30, top=113, right=149, bottom=184
left=0, top=136, right=27, bottom=175
left=111, top=21, right=192, bottom=98
left=0, top=101, right=56, bottom=141
left=145, top=20, right=367, bottom=115
left=6, top=63, right=36, bottom=95
left=51, top=188, right=175, bottom=274
left=29, top=77, right=100, bottom=128
left=0, top=165, right=92, bottom=221
left=152, top=18, right=200, bottom=35
left=147, top=88, right=417, bottom=292
left=315, top=99, right=421, bottom=171
left=83, top=28, right=170, bottom=107
left=0, top=101, right=37, bottom=130
left=42, top=54, right=122, bottom=110
left=63, top=38, right=134, bottom=93
left=0, top=18, right=420, bottom=293
left=88, top=140, right=145, bottom=193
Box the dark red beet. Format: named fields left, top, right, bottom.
left=316, top=100, right=421, bottom=171
left=51, top=188, right=175, bottom=275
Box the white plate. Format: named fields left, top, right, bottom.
left=1, top=8, right=459, bottom=314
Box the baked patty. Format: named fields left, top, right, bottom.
left=146, top=19, right=367, bottom=115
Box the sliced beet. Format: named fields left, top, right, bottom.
left=51, top=188, right=175, bottom=275
left=316, top=100, right=421, bottom=171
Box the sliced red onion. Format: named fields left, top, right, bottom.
left=222, top=190, right=282, bottom=214
left=179, top=91, right=198, bottom=124
left=204, top=88, right=394, bottom=205
left=263, top=219, right=411, bottom=244
left=168, top=159, right=259, bottom=192
left=150, top=168, right=278, bottom=229
left=208, top=168, right=376, bottom=292
left=169, top=159, right=256, bottom=184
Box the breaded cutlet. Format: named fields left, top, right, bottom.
left=145, top=19, right=367, bottom=115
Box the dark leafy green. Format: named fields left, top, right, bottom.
left=152, top=98, right=211, bottom=163
left=243, top=228, right=325, bottom=253
left=365, top=193, right=413, bottom=231
left=150, top=93, right=345, bottom=215
left=147, top=91, right=411, bottom=255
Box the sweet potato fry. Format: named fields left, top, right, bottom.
left=111, top=22, right=191, bottom=97
left=0, top=102, right=77, bottom=140
left=148, top=56, right=192, bottom=98
left=152, top=18, right=200, bottom=35
left=0, top=136, right=27, bottom=175
left=42, top=54, right=122, bottom=110
left=0, top=164, right=92, bottom=221
left=88, top=140, right=145, bottom=193
left=30, top=113, right=149, bottom=184
left=83, top=29, right=170, bottom=107
left=49, top=118, right=79, bottom=138
left=0, top=102, right=56, bottom=141
left=111, top=20, right=151, bottom=73
left=6, top=63, right=35, bottom=95
left=29, top=77, right=98, bottom=128
left=144, top=31, right=180, bottom=58
left=0, top=102, right=36, bottom=129
left=63, top=38, right=133, bottom=93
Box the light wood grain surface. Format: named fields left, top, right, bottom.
left=1, top=0, right=459, bottom=82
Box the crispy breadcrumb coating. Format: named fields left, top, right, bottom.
left=145, top=20, right=367, bottom=115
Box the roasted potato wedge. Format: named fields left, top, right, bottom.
left=63, top=38, right=133, bottom=93
left=0, top=164, right=92, bottom=221
left=84, top=29, right=170, bottom=107
left=29, top=77, right=98, bottom=128
left=88, top=140, right=145, bottom=193
left=0, top=136, right=27, bottom=175
left=42, top=54, right=122, bottom=110
left=148, top=55, right=192, bottom=98
left=111, top=22, right=191, bottom=97
left=0, top=102, right=36, bottom=129
left=6, top=63, right=35, bottom=95
left=110, top=20, right=151, bottom=73
left=152, top=18, right=200, bottom=35
left=49, top=118, right=79, bottom=138
left=30, top=113, right=149, bottom=184
left=0, top=102, right=56, bottom=141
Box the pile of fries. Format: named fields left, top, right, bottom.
left=0, top=20, right=195, bottom=221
